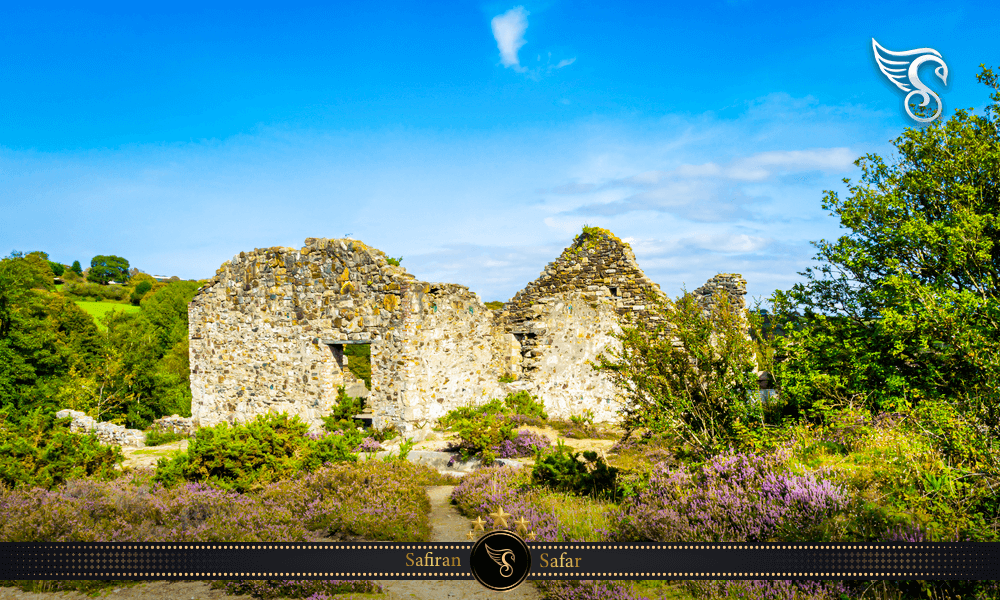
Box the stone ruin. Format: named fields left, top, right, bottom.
left=188, top=228, right=747, bottom=433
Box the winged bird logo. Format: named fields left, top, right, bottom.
left=872, top=39, right=948, bottom=122
left=485, top=543, right=515, bottom=578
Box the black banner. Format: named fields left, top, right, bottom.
left=2, top=542, right=999, bottom=580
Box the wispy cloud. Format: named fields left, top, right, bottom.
left=491, top=6, right=529, bottom=72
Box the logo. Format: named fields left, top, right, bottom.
left=872, top=38, right=949, bottom=123
left=469, top=530, right=531, bottom=591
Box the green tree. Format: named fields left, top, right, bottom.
left=772, top=66, right=1000, bottom=434
left=70, top=260, right=83, bottom=276
left=594, top=291, right=759, bottom=456
left=87, top=255, right=130, bottom=285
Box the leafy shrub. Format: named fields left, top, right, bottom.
left=321, top=386, right=366, bottom=433
left=154, top=412, right=362, bottom=492
left=211, top=579, right=381, bottom=599
left=594, top=290, right=760, bottom=457
left=532, top=441, right=619, bottom=499
left=445, top=411, right=514, bottom=463
left=386, top=256, right=403, bottom=266
left=439, top=392, right=549, bottom=462
left=0, top=408, right=123, bottom=490
left=611, top=451, right=848, bottom=543
left=354, top=437, right=382, bottom=452
left=129, top=280, right=152, bottom=305
left=485, top=300, right=505, bottom=310
left=64, top=282, right=127, bottom=301
left=48, top=261, right=65, bottom=277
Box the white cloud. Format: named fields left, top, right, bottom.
left=555, top=58, right=576, bottom=69
left=491, top=6, right=529, bottom=72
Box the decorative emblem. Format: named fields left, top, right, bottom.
left=469, top=530, right=531, bottom=591
left=485, top=543, right=515, bottom=577
left=872, top=38, right=948, bottom=122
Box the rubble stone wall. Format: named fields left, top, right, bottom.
left=189, top=231, right=749, bottom=432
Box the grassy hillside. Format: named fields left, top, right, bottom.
left=74, top=300, right=141, bottom=329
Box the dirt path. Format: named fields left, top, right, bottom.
left=375, top=486, right=543, bottom=600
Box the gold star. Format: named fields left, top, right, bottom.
left=514, top=516, right=529, bottom=531
left=489, top=507, right=511, bottom=529
left=466, top=530, right=474, bottom=540
left=471, top=516, right=486, bottom=531
left=526, top=531, right=537, bottom=541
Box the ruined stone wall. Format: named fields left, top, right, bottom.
left=189, top=232, right=751, bottom=433
left=692, top=273, right=748, bottom=314
left=497, top=292, right=623, bottom=421
left=368, top=283, right=517, bottom=428
left=189, top=237, right=415, bottom=429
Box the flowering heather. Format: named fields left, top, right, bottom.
left=453, top=467, right=646, bottom=600
left=611, top=451, right=848, bottom=543
left=687, top=578, right=851, bottom=600
left=451, top=466, right=560, bottom=541
left=538, top=579, right=651, bottom=600
left=211, top=578, right=381, bottom=599
left=353, top=437, right=383, bottom=452
left=0, top=460, right=433, bottom=543
left=491, top=429, right=552, bottom=458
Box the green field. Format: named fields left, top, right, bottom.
left=75, top=301, right=141, bottom=328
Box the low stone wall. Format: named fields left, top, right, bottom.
left=55, top=409, right=145, bottom=448
left=149, top=414, right=196, bottom=436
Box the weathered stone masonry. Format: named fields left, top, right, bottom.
left=189, top=231, right=747, bottom=432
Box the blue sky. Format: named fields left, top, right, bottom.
left=1, top=2, right=997, bottom=303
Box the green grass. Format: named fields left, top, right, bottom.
left=74, top=301, right=141, bottom=329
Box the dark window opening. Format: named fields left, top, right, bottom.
left=610, top=287, right=618, bottom=297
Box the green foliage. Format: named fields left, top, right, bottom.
left=498, top=373, right=516, bottom=383
left=447, top=411, right=515, bottom=464
left=154, top=412, right=362, bottom=492
left=386, top=256, right=403, bottom=266
left=343, top=343, right=371, bottom=387
left=86, top=255, right=130, bottom=285
left=594, top=289, right=759, bottom=457
left=47, top=261, right=65, bottom=277
left=0, top=407, right=123, bottom=490
left=771, top=66, right=1000, bottom=432
left=502, top=390, right=548, bottom=419
left=532, top=441, right=619, bottom=499
left=437, top=391, right=548, bottom=462
left=321, top=386, right=365, bottom=432
left=70, top=260, right=82, bottom=275
left=485, top=300, right=505, bottom=310
left=63, top=282, right=127, bottom=301
left=130, top=280, right=152, bottom=305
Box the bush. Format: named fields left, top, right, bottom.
left=491, top=429, right=551, bottom=458
left=610, top=451, right=847, bottom=543
left=130, top=280, right=152, bottom=305
left=321, top=386, right=366, bottom=433
left=154, top=412, right=362, bottom=492
left=0, top=460, right=435, bottom=543
left=0, top=408, right=123, bottom=490
left=594, top=290, right=759, bottom=457
left=532, top=441, right=619, bottom=499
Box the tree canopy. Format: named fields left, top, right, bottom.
left=87, top=255, right=130, bottom=285
left=772, top=66, right=1000, bottom=433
